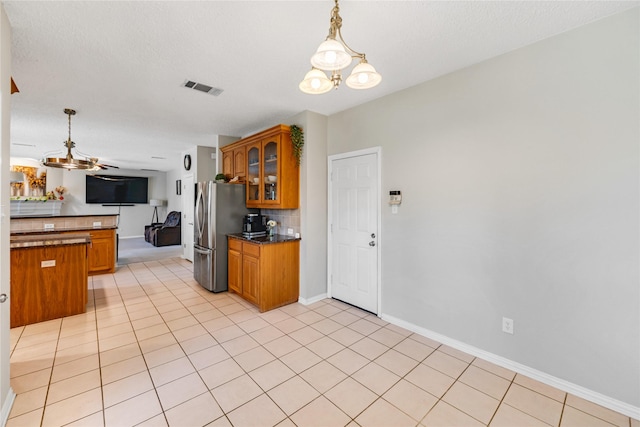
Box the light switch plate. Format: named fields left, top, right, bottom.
left=41, top=260, right=56, bottom=268
left=44, top=223, right=55, bottom=230
left=93, top=221, right=102, bottom=227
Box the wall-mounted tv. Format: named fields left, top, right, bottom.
left=86, top=175, right=149, bottom=204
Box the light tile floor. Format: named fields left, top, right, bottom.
left=7, top=256, right=639, bottom=426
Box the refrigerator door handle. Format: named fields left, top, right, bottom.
left=194, top=245, right=212, bottom=255
left=193, top=245, right=213, bottom=255
left=195, top=185, right=205, bottom=243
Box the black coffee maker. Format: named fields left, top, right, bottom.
left=242, top=213, right=267, bottom=238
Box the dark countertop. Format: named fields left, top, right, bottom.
left=11, top=226, right=117, bottom=235
left=10, top=214, right=119, bottom=219
left=10, top=233, right=91, bottom=249
left=228, top=233, right=301, bottom=244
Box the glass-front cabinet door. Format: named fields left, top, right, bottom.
left=239, top=124, right=298, bottom=209
left=262, top=136, right=279, bottom=205
left=246, top=143, right=260, bottom=203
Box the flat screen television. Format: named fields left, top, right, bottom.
left=86, top=175, right=149, bottom=204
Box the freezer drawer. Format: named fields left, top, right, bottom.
left=194, top=245, right=217, bottom=292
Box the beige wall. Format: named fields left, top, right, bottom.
left=327, top=9, right=639, bottom=409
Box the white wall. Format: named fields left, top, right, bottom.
left=0, top=5, right=13, bottom=424
left=43, top=167, right=168, bottom=238
left=327, top=9, right=639, bottom=408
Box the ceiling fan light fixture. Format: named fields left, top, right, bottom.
left=41, top=109, right=98, bottom=171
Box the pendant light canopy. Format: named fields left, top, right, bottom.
left=42, top=109, right=98, bottom=170
left=300, top=0, right=381, bottom=94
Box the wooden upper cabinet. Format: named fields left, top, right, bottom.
left=222, top=150, right=233, bottom=179
left=221, top=146, right=246, bottom=181
left=234, top=148, right=245, bottom=177
left=220, top=124, right=299, bottom=209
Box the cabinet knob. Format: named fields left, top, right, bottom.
left=371, top=233, right=376, bottom=238
left=0, top=293, right=7, bottom=303
left=369, top=241, right=376, bottom=247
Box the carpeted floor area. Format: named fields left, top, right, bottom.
left=117, top=236, right=184, bottom=265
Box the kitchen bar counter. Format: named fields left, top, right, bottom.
left=10, top=213, right=118, bottom=219
left=10, top=233, right=91, bottom=249
left=227, top=233, right=301, bottom=244
left=10, top=225, right=116, bottom=236
left=11, top=214, right=118, bottom=274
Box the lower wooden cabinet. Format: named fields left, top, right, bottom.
left=10, top=243, right=89, bottom=328
left=87, top=229, right=116, bottom=275
left=227, top=237, right=299, bottom=312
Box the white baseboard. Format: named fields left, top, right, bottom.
left=381, top=313, right=640, bottom=420
left=298, top=293, right=327, bottom=306
left=1, top=388, right=16, bottom=427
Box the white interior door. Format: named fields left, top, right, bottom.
left=329, top=148, right=381, bottom=314
left=182, top=175, right=194, bottom=262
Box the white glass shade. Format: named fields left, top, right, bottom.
left=299, top=68, right=333, bottom=94
left=345, top=61, right=382, bottom=89
left=310, top=39, right=352, bottom=71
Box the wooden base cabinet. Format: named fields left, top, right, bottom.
left=87, top=229, right=116, bottom=275
left=10, top=243, right=89, bottom=328
left=228, top=237, right=299, bottom=312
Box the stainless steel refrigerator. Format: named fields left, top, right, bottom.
left=194, top=182, right=247, bottom=292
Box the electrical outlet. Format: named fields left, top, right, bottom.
left=502, top=317, right=514, bottom=334
left=287, top=228, right=294, bottom=235
left=93, top=221, right=102, bottom=227
left=44, top=223, right=55, bottom=230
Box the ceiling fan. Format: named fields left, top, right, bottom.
left=90, top=158, right=120, bottom=170
left=41, top=108, right=120, bottom=171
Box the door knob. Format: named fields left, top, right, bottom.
left=369, top=241, right=376, bottom=247
left=0, top=294, right=7, bottom=303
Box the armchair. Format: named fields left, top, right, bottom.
left=145, top=211, right=181, bottom=247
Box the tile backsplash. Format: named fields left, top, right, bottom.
left=261, top=209, right=300, bottom=237
left=10, top=215, right=118, bottom=233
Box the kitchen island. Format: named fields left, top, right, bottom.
left=10, top=233, right=91, bottom=328
left=10, top=214, right=118, bottom=275
left=227, top=233, right=300, bottom=312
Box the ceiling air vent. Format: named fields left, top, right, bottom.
left=183, top=80, right=223, bottom=97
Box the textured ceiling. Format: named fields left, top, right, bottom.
left=5, top=1, right=638, bottom=171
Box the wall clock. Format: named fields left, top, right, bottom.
left=183, top=154, right=191, bottom=171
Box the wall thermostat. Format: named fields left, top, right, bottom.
left=389, top=190, right=402, bottom=205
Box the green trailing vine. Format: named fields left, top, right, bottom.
left=290, top=125, right=304, bottom=166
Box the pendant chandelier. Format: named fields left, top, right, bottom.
left=42, top=109, right=98, bottom=170
left=299, top=0, right=382, bottom=95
